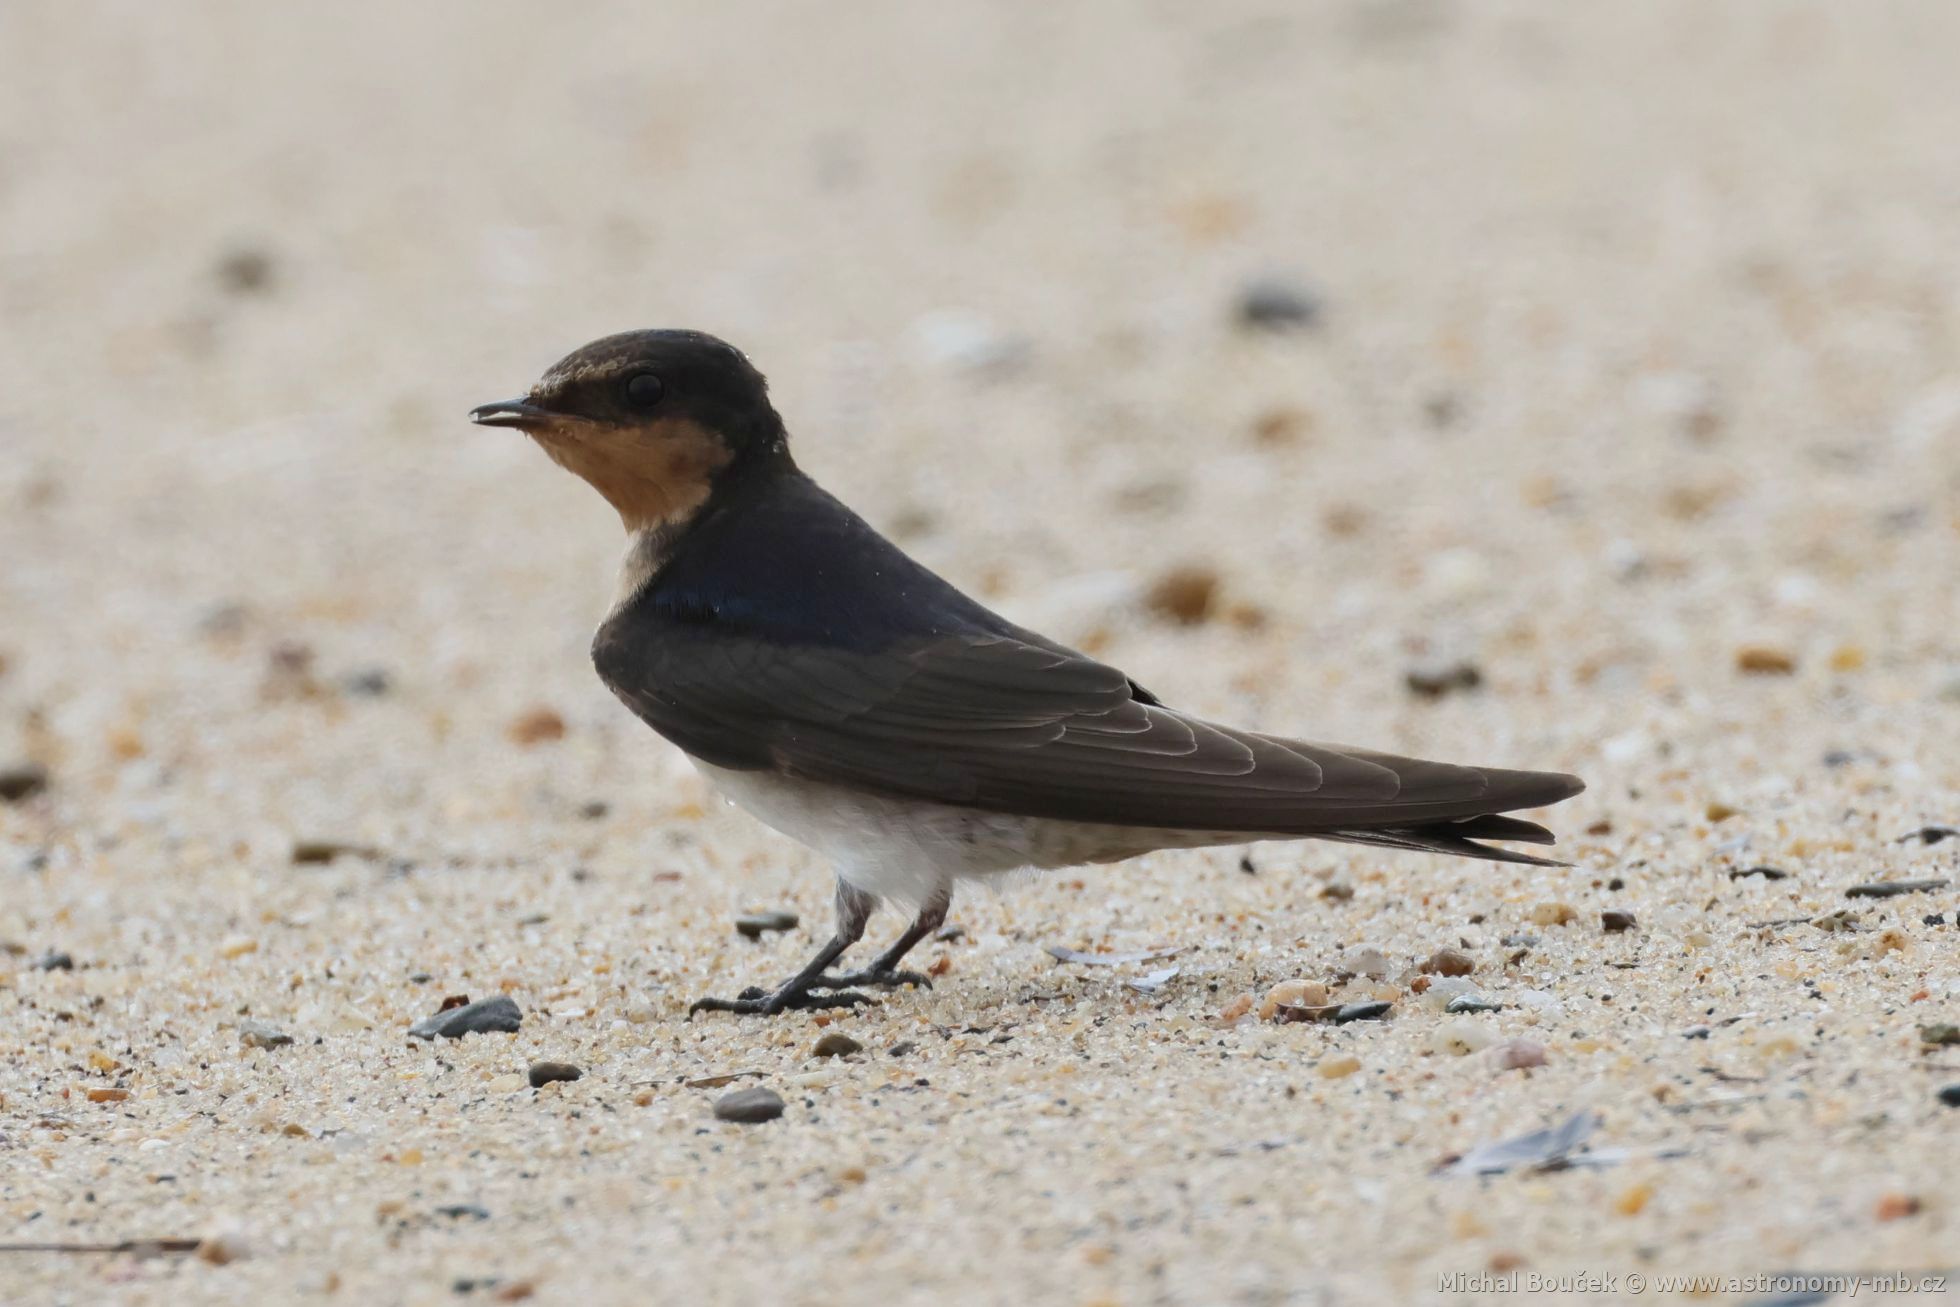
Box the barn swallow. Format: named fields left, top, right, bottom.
left=471, top=330, right=1584, bottom=1016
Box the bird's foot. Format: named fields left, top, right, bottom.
left=811, top=968, right=932, bottom=992
left=688, top=983, right=875, bottom=1018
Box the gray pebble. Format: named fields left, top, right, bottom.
left=1404, top=660, right=1483, bottom=699
left=1235, top=275, right=1322, bottom=331
left=340, top=667, right=392, bottom=697
left=1445, top=996, right=1504, bottom=1015
left=527, top=1060, right=582, bottom=1088
left=1333, top=1001, right=1393, bottom=1024
left=1730, top=866, right=1790, bottom=881
left=33, top=951, right=73, bottom=972
left=240, top=1021, right=294, bottom=1049
left=735, top=910, right=799, bottom=940
left=436, top=1203, right=490, bottom=1221
left=408, top=995, right=522, bottom=1040
left=1846, top=878, right=1949, bottom=899
left=812, top=1032, right=863, bottom=1058
left=714, top=1086, right=786, bottom=1123
left=1601, top=910, right=1637, bottom=934
left=1940, top=1085, right=1960, bottom=1109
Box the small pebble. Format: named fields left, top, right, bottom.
left=1234, top=275, right=1322, bottom=331
left=1920, top=1024, right=1960, bottom=1048
left=1317, top=1055, right=1362, bottom=1080
left=1333, top=1001, right=1392, bottom=1024
left=1874, top=1193, right=1921, bottom=1222
left=239, top=1021, right=294, bottom=1049
left=1601, top=910, right=1637, bottom=934
left=436, top=1204, right=491, bottom=1221
left=1704, top=801, right=1739, bottom=822
left=340, top=667, right=392, bottom=697
left=506, top=706, right=566, bottom=746
left=1528, top=902, right=1577, bottom=927
left=1428, top=1019, right=1497, bottom=1056
left=1404, top=660, right=1483, bottom=699
left=1259, top=979, right=1330, bottom=1020
left=812, top=1032, right=863, bottom=1058
left=1420, top=948, right=1475, bottom=977
left=735, top=910, right=799, bottom=940
left=33, top=951, right=74, bottom=972
left=1419, top=977, right=1480, bottom=1012
left=1336, top=945, right=1392, bottom=979
left=1939, top=1085, right=1960, bottom=1109
left=1490, top=1039, right=1547, bottom=1072
left=1847, top=878, right=1949, bottom=899
left=1897, top=825, right=1957, bottom=846
left=714, top=1087, right=786, bottom=1124
left=1445, top=995, right=1503, bottom=1015
left=887, top=1041, right=916, bottom=1058
left=1320, top=881, right=1354, bottom=901
left=290, top=839, right=379, bottom=866
left=214, top=245, right=275, bottom=294
left=527, top=1061, right=582, bottom=1088
left=1735, top=645, right=1797, bottom=675
left=408, top=995, right=522, bottom=1040
left=1143, top=565, right=1220, bottom=626
left=0, top=763, right=49, bottom=802
left=1730, top=865, right=1790, bottom=881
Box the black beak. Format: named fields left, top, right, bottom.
left=469, top=399, right=549, bottom=428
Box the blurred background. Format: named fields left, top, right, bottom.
left=3, top=4, right=1956, bottom=803
left=2, top=4, right=1957, bottom=1300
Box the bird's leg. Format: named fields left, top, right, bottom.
left=812, top=884, right=950, bottom=992
left=688, top=880, right=877, bottom=1017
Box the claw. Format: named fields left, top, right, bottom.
left=687, top=986, right=875, bottom=1018
left=810, top=968, right=932, bottom=992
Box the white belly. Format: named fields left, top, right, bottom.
left=692, top=760, right=1247, bottom=907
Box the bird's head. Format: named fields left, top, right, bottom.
left=471, top=329, right=787, bottom=532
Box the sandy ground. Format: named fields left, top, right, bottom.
left=3, top=4, right=1959, bottom=1304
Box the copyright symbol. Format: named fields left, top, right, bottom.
left=1626, top=1272, right=1646, bottom=1295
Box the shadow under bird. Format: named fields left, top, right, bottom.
left=471, top=330, right=1585, bottom=1016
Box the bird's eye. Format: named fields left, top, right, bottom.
left=624, top=372, right=664, bottom=409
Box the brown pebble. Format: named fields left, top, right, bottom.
left=527, top=1061, right=582, bottom=1088
left=507, top=706, right=567, bottom=745
left=1705, top=801, right=1740, bottom=822
left=86, top=1088, right=129, bottom=1103
left=1320, top=882, right=1354, bottom=902
left=1144, top=565, right=1220, bottom=626
left=812, top=1032, right=863, bottom=1058
left=1420, top=948, right=1475, bottom=977
left=1601, top=910, right=1637, bottom=934
left=1735, top=646, right=1796, bottom=675
left=1875, top=1193, right=1921, bottom=1222
left=714, top=1086, right=786, bottom=1124
left=1249, top=406, right=1313, bottom=445
left=1491, top=1039, right=1547, bottom=1071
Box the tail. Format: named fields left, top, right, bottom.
left=1317, top=810, right=1571, bottom=866
left=1284, top=757, right=1583, bottom=865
